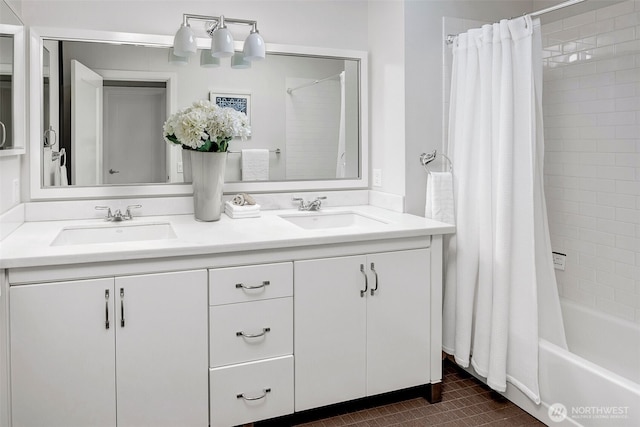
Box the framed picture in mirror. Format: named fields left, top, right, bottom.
left=209, top=91, right=251, bottom=124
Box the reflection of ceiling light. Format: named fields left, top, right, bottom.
left=231, top=52, right=251, bottom=69
left=172, top=13, right=266, bottom=65
left=200, top=50, right=220, bottom=68
left=169, top=48, right=189, bottom=65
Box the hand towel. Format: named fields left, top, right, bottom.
left=425, top=171, right=454, bottom=224
left=224, top=201, right=261, bottom=219
left=59, top=165, right=69, bottom=186
left=241, top=149, right=269, bottom=181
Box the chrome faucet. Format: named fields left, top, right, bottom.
left=292, top=197, right=327, bottom=211
left=95, top=205, right=142, bottom=221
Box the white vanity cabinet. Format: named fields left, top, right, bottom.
left=9, top=270, right=208, bottom=427
left=208, top=262, right=294, bottom=427
left=294, top=249, right=431, bottom=411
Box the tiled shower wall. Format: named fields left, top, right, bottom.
left=542, top=0, right=640, bottom=323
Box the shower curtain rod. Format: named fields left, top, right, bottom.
left=445, top=0, right=587, bottom=44
left=286, top=72, right=342, bottom=94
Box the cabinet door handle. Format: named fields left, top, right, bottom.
left=359, top=264, right=368, bottom=297
left=120, top=288, right=125, bottom=328
left=105, top=289, right=110, bottom=329
left=236, top=388, right=271, bottom=401
left=370, top=262, right=379, bottom=296
left=236, top=327, right=271, bottom=338
left=235, top=280, right=270, bottom=290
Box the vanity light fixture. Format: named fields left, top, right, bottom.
left=168, top=48, right=189, bottom=65
left=172, top=13, right=266, bottom=61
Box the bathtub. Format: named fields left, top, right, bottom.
left=467, top=299, right=640, bottom=426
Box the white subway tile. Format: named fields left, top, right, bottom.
left=595, top=54, right=636, bottom=72
left=564, top=188, right=597, bottom=203
left=565, top=212, right=597, bottom=229
left=615, top=153, right=640, bottom=167
left=615, top=125, right=640, bottom=138
left=597, top=217, right=636, bottom=235
left=550, top=221, right=579, bottom=238
left=597, top=111, right=637, bottom=126
left=563, top=281, right=597, bottom=306
left=544, top=162, right=565, bottom=176
left=564, top=10, right=596, bottom=29
left=543, top=20, right=564, bottom=35
left=579, top=71, right=616, bottom=88
left=597, top=165, right=636, bottom=179
left=580, top=152, right=615, bottom=165
left=579, top=177, right=617, bottom=192
left=565, top=237, right=597, bottom=255
left=596, top=0, right=636, bottom=21
left=578, top=278, right=615, bottom=299
left=614, top=11, right=640, bottom=29
left=597, top=139, right=637, bottom=152
left=546, top=126, right=581, bottom=139
left=597, top=28, right=636, bottom=47
left=616, top=235, right=640, bottom=253
left=616, top=179, right=640, bottom=195
left=613, top=288, right=640, bottom=309
left=616, top=68, right=640, bottom=83
left=610, top=82, right=639, bottom=98
left=549, top=26, right=582, bottom=43
left=546, top=174, right=581, bottom=189
left=580, top=228, right=616, bottom=245
left=615, top=39, right=640, bottom=55
left=589, top=45, right=617, bottom=60
left=616, top=206, right=640, bottom=224
left=597, top=191, right=637, bottom=208
left=615, top=96, right=640, bottom=111
left=596, top=270, right=636, bottom=292
left=579, top=19, right=615, bottom=38
left=581, top=201, right=617, bottom=218
left=555, top=198, right=582, bottom=214
left=580, top=126, right=616, bottom=139
left=597, top=243, right=636, bottom=265
left=565, top=163, right=597, bottom=177
left=596, top=297, right=636, bottom=321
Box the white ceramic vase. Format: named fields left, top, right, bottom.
left=190, top=151, right=227, bottom=221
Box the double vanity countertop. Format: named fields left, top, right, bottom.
left=0, top=205, right=455, bottom=270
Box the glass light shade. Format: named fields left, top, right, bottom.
left=231, top=53, right=251, bottom=69
left=243, top=31, right=265, bottom=61
left=173, top=23, right=196, bottom=57
left=200, top=50, right=220, bottom=68
left=210, top=27, right=234, bottom=58
left=169, top=49, right=189, bottom=65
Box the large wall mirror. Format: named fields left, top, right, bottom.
left=29, top=27, right=368, bottom=200
left=0, top=0, right=25, bottom=155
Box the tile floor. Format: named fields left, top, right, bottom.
left=255, top=360, right=544, bottom=426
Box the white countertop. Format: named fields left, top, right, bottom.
left=0, top=206, right=455, bottom=269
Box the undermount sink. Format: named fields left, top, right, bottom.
left=51, top=222, right=177, bottom=246
left=279, top=211, right=387, bottom=230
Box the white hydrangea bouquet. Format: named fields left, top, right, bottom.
left=163, top=100, right=251, bottom=152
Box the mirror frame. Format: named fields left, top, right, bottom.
left=29, top=27, right=369, bottom=200
left=0, top=22, right=26, bottom=156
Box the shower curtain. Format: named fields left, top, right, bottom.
left=336, top=71, right=346, bottom=178
left=442, top=15, right=567, bottom=404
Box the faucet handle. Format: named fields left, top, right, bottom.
left=314, top=196, right=327, bottom=201
left=95, top=206, right=113, bottom=220
left=125, top=204, right=142, bottom=219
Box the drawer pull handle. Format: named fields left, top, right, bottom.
left=237, top=388, right=271, bottom=401
left=235, top=280, right=270, bottom=290
left=236, top=327, right=271, bottom=338
left=359, top=264, right=368, bottom=297
left=120, top=288, right=125, bottom=327
left=105, top=289, right=110, bottom=329
left=370, top=262, right=379, bottom=296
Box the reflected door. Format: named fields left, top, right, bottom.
left=103, top=85, right=166, bottom=184
left=71, top=59, right=103, bottom=186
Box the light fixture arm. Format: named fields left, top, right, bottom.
left=182, top=13, right=258, bottom=33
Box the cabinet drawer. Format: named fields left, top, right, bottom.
left=210, top=297, right=293, bottom=367
left=210, top=355, right=294, bottom=427
left=209, top=262, right=293, bottom=305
